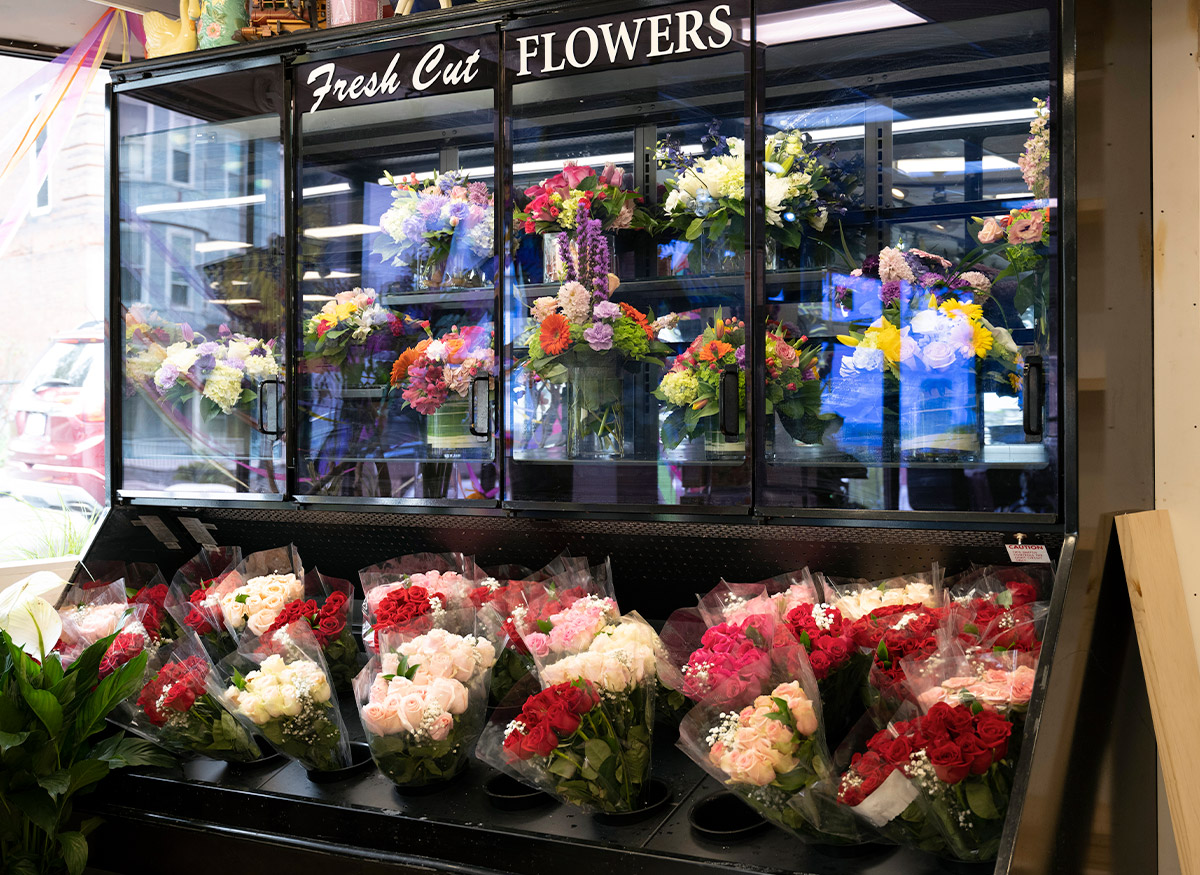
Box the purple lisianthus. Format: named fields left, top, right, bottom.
left=180, top=322, right=195, bottom=342
left=583, top=321, right=614, bottom=351
left=196, top=353, right=216, bottom=372
left=418, top=194, right=447, bottom=218
left=734, top=346, right=746, bottom=369
left=593, top=301, right=620, bottom=320
left=196, top=341, right=218, bottom=357
left=154, top=362, right=180, bottom=390
left=219, top=324, right=232, bottom=338
left=880, top=281, right=902, bottom=306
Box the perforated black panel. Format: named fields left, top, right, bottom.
left=85, top=507, right=1063, bottom=622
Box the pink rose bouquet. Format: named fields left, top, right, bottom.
left=355, top=625, right=497, bottom=788
left=679, top=640, right=865, bottom=845
left=514, top=162, right=648, bottom=236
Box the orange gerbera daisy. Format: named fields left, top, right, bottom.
left=540, top=313, right=572, bottom=355
left=696, top=340, right=734, bottom=363
left=390, top=346, right=423, bottom=386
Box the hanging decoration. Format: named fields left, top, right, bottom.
left=0, top=8, right=131, bottom=260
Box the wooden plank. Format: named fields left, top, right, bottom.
left=1116, top=509, right=1200, bottom=873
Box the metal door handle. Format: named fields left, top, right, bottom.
left=720, top=366, right=740, bottom=438
left=1023, top=355, right=1043, bottom=437
left=257, top=379, right=283, bottom=437
left=469, top=376, right=490, bottom=439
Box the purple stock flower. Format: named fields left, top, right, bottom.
left=734, top=347, right=746, bottom=369
left=155, top=362, right=180, bottom=390
left=880, top=281, right=902, bottom=306
left=583, top=322, right=613, bottom=351
left=593, top=301, right=620, bottom=320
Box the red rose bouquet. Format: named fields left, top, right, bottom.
left=355, top=624, right=497, bottom=789
left=259, top=569, right=357, bottom=689
left=837, top=702, right=1018, bottom=862
left=164, top=545, right=243, bottom=659
left=678, top=641, right=866, bottom=845
left=114, top=635, right=264, bottom=763
left=216, top=621, right=351, bottom=772
left=359, top=551, right=478, bottom=653
left=784, top=602, right=871, bottom=746
left=849, top=604, right=947, bottom=721
left=479, top=611, right=663, bottom=813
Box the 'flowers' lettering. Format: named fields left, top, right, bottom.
left=515, top=4, right=734, bottom=77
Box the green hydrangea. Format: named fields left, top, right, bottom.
left=612, top=319, right=649, bottom=360
left=659, top=369, right=700, bottom=407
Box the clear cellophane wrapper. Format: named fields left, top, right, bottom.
left=112, top=631, right=265, bottom=763
left=678, top=639, right=871, bottom=846
left=478, top=610, right=660, bottom=813
left=354, top=612, right=497, bottom=788
left=213, top=619, right=351, bottom=771
left=164, top=546, right=243, bottom=661
left=358, top=551, right=476, bottom=654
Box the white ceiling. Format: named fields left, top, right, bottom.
left=0, top=0, right=182, bottom=60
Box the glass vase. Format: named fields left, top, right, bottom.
left=658, top=235, right=774, bottom=277
left=328, top=0, right=381, bottom=26
left=566, top=359, right=625, bottom=460
left=425, top=398, right=475, bottom=459
left=703, top=417, right=745, bottom=461
left=417, top=255, right=489, bottom=292
left=899, top=362, right=982, bottom=462
left=543, top=232, right=617, bottom=284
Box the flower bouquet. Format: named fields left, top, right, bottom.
left=761, top=127, right=859, bottom=267
left=124, top=305, right=186, bottom=391
left=837, top=702, right=1019, bottom=861
left=75, top=561, right=177, bottom=645
left=375, top=170, right=494, bottom=290
left=218, top=620, right=351, bottom=771
left=54, top=581, right=154, bottom=666
left=478, top=560, right=613, bottom=706
left=164, top=545, right=243, bottom=660
left=656, top=121, right=748, bottom=275
left=389, top=322, right=495, bottom=458
left=479, top=611, right=662, bottom=813
left=783, top=602, right=871, bottom=748
left=764, top=320, right=832, bottom=448
left=679, top=640, right=865, bottom=845
left=302, top=287, right=407, bottom=389
left=359, top=552, right=479, bottom=654
left=849, top=603, right=947, bottom=724
left=820, top=569, right=943, bottom=622
left=114, top=634, right=265, bottom=763
left=150, top=324, right=280, bottom=417
left=258, top=569, right=358, bottom=689
left=908, top=650, right=1038, bottom=724
left=520, top=204, right=675, bottom=459
left=514, top=162, right=648, bottom=281
left=211, top=545, right=307, bottom=639
left=355, top=624, right=497, bottom=789
left=655, top=312, right=746, bottom=458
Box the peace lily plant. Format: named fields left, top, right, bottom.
left=0, top=572, right=174, bottom=875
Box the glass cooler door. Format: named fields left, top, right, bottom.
left=116, top=66, right=287, bottom=498
left=504, top=2, right=754, bottom=509
left=754, top=0, right=1060, bottom=517
left=294, top=32, right=499, bottom=503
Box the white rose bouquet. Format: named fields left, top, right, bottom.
left=355, top=624, right=497, bottom=789
left=218, top=620, right=350, bottom=771
left=212, top=545, right=306, bottom=639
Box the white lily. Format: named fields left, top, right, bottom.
left=0, top=571, right=69, bottom=659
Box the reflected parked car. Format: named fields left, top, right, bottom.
left=1, top=323, right=105, bottom=511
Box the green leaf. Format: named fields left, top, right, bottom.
left=72, top=652, right=147, bottom=744
left=0, top=729, right=30, bottom=751
left=9, top=787, right=58, bottom=834
left=536, top=620, right=553, bottom=634
left=67, top=759, right=110, bottom=795
left=18, top=677, right=63, bottom=738
left=966, top=779, right=1000, bottom=819
left=685, top=217, right=705, bottom=241
left=91, top=734, right=175, bottom=770
left=232, top=668, right=248, bottom=691
left=6, top=855, right=40, bottom=875
left=37, top=769, right=71, bottom=798
left=548, top=756, right=577, bottom=778
left=58, top=831, right=88, bottom=875
left=584, top=738, right=612, bottom=771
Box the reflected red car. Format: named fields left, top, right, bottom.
left=3, top=323, right=105, bottom=511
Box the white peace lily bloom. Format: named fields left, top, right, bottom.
left=0, top=571, right=69, bottom=658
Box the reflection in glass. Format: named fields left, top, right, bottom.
left=295, top=50, right=497, bottom=501
left=117, top=70, right=285, bottom=496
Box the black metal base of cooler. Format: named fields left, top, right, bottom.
left=83, top=737, right=968, bottom=875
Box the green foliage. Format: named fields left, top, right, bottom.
left=371, top=704, right=484, bottom=789
left=0, top=630, right=175, bottom=875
